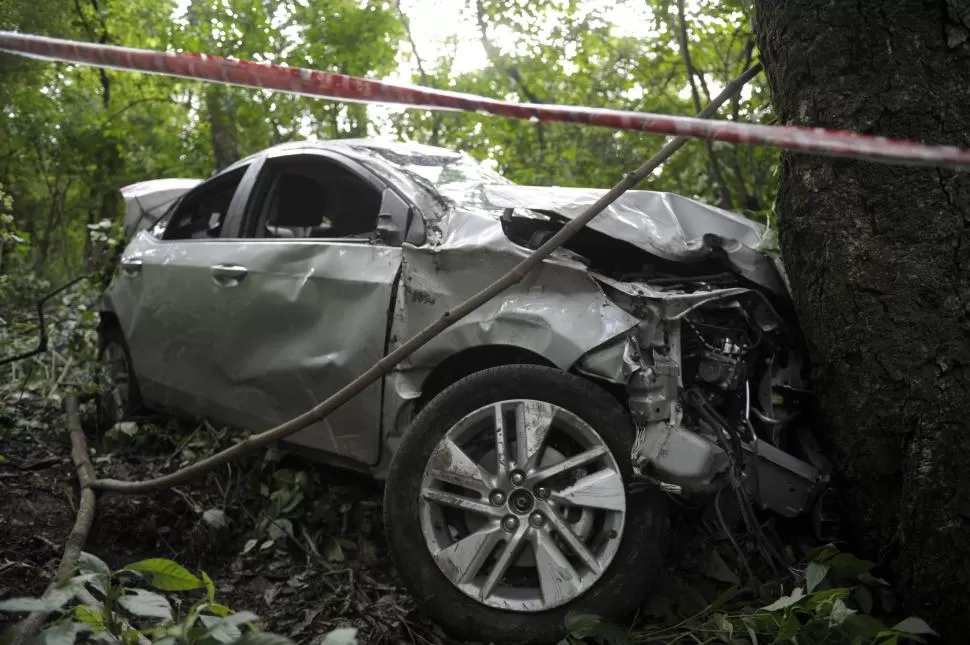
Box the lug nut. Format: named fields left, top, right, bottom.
left=489, top=490, right=506, bottom=506
left=535, top=486, right=549, bottom=499
left=502, top=516, right=519, bottom=532
left=529, top=512, right=545, bottom=527
left=510, top=471, right=525, bottom=486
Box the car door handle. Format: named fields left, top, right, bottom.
left=211, top=264, right=248, bottom=286
left=120, top=258, right=143, bottom=277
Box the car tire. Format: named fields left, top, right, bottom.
left=97, top=325, right=143, bottom=425
left=383, top=365, right=669, bottom=645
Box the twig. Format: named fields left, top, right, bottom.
left=0, top=274, right=92, bottom=368
left=47, top=357, right=74, bottom=399
left=393, top=0, right=441, bottom=145
left=10, top=397, right=96, bottom=645
left=675, top=0, right=733, bottom=209
left=163, top=424, right=201, bottom=469
left=91, top=63, right=763, bottom=496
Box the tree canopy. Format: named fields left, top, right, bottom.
left=0, top=0, right=776, bottom=282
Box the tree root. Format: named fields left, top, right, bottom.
left=10, top=397, right=96, bottom=645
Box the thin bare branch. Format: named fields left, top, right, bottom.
left=729, top=36, right=758, bottom=209
left=474, top=0, right=546, bottom=151
left=675, top=0, right=733, bottom=209
left=394, top=0, right=442, bottom=145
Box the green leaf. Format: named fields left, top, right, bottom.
left=762, top=587, right=805, bottom=612
left=805, top=587, right=851, bottom=610
left=323, top=539, right=344, bottom=563
left=124, top=559, right=203, bottom=591
left=741, top=617, right=759, bottom=645
left=117, top=589, right=173, bottom=620
left=843, top=613, right=889, bottom=639
left=230, top=633, right=296, bottom=645
left=565, top=613, right=602, bottom=638
left=828, top=599, right=854, bottom=627
left=37, top=619, right=86, bottom=645
left=773, top=613, right=798, bottom=644
left=320, top=628, right=358, bottom=645
left=827, top=553, right=875, bottom=580
left=77, top=552, right=111, bottom=576
left=199, top=612, right=259, bottom=643
left=206, top=603, right=233, bottom=618
left=713, top=614, right=734, bottom=641
left=891, top=617, right=938, bottom=636
left=805, top=562, right=829, bottom=593
left=74, top=605, right=105, bottom=631
left=0, top=587, right=74, bottom=613
left=202, top=571, right=216, bottom=602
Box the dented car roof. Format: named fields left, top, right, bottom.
left=122, top=138, right=787, bottom=294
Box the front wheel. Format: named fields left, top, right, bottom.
left=383, top=365, right=669, bottom=644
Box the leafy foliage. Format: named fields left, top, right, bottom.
left=559, top=544, right=936, bottom=645
left=1, top=0, right=778, bottom=283
left=0, top=554, right=333, bottom=645
left=0, top=554, right=362, bottom=645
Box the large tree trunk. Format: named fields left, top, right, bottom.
left=755, top=1, right=970, bottom=639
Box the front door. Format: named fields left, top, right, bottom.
left=209, top=151, right=402, bottom=466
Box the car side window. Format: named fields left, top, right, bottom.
left=253, top=157, right=383, bottom=240
left=162, top=167, right=247, bottom=241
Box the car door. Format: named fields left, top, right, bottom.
left=116, top=159, right=264, bottom=420
left=207, top=148, right=404, bottom=466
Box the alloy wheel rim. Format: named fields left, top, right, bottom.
left=418, top=399, right=626, bottom=611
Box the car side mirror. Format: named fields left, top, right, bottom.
left=376, top=188, right=410, bottom=246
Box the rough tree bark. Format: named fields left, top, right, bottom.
left=755, top=1, right=970, bottom=640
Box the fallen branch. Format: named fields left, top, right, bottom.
left=92, top=63, right=763, bottom=495
left=10, top=396, right=97, bottom=645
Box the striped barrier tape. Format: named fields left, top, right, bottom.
left=2, top=30, right=970, bottom=168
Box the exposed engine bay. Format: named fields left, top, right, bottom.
left=501, top=203, right=838, bottom=538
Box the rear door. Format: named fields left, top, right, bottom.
left=207, top=148, right=403, bottom=466
left=115, top=160, right=263, bottom=420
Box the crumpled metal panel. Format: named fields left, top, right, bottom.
left=375, top=206, right=643, bottom=461
left=203, top=240, right=402, bottom=465
left=387, top=207, right=640, bottom=374
left=105, top=231, right=401, bottom=466
left=482, top=184, right=789, bottom=296
left=573, top=276, right=757, bottom=384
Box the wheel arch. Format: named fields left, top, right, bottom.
left=415, top=344, right=556, bottom=411
left=98, top=309, right=121, bottom=334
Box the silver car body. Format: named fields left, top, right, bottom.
left=102, top=139, right=800, bottom=487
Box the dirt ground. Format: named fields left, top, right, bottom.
left=0, top=391, right=763, bottom=645
left=0, top=396, right=448, bottom=645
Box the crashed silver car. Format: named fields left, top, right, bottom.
left=100, top=139, right=831, bottom=643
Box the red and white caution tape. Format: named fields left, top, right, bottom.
left=3, top=30, right=970, bottom=169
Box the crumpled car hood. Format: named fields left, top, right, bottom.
left=481, top=184, right=788, bottom=296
